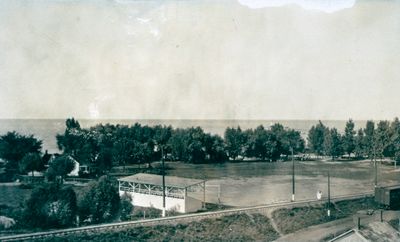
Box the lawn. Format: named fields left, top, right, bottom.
left=0, top=184, right=31, bottom=208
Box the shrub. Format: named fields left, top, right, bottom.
left=22, top=184, right=77, bottom=229
left=119, top=192, right=133, bottom=221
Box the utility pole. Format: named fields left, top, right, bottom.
left=161, top=145, right=166, bottom=217
left=291, top=147, right=295, bottom=202
left=375, top=159, right=378, bottom=187
left=327, top=172, right=331, bottom=217
left=373, top=140, right=377, bottom=187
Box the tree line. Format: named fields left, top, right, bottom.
left=1, top=118, right=400, bottom=180
left=307, top=118, right=400, bottom=160
left=54, top=119, right=305, bottom=169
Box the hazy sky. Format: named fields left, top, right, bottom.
left=0, top=0, right=399, bottom=120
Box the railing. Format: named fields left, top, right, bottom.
left=119, top=186, right=184, bottom=199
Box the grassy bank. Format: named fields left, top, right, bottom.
left=272, top=197, right=379, bottom=234
left=34, top=213, right=279, bottom=242
left=389, top=219, right=399, bottom=231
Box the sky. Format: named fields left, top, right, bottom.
left=0, top=0, right=399, bottom=120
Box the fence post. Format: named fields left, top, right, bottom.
left=380, top=210, right=383, bottom=222
left=358, top=217, right=361, bottom=230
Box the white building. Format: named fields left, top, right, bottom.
left=118, top=173, right=205, bottom=213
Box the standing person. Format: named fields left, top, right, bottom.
left=317, top=190, right=322, bottom=200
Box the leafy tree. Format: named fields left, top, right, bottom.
left=0, top=131, right=42, bottom=171
left=354, top=129, right=365, bottom=159
left=246, top=126, right=281, bottom=161
left=307, top=121, right=328, bottom=156
left=79, top=175, right=120, bottom=224
left=390, top=117, right=400, bottom=163
left=47, top=155, right=75, bottom=182
left=363, top=120, right=375, bottom=160
left=285, top=129, right=305, bottom=155
left=323, top=128, right=343, bottom=160
left=19, top=153, right=45, bottom=177
left=186, top=127, right=207, bottom=163
left=385, top=117, right=400, bottom=158
left=168, top=128, right=187, bottom=161
left=96, top=148, right=113, bottom=173
left=23, top=184, right=77, bottom=229
left=224, top=126, right=246, bottom=160
left=270, top=124, right=305, bottom=157
left=342, top=119, right=356, bottom=157
left=153, top=125, right=172, bottom=146
left=204, top=134, right=228, bottom=162
left=112, top=137, right=134, bottom=169
left=133, top=141, right=154, bottom=166
left=56, top=118, right=84, bottom=158
left=66, top=118, right=81, bottom=130
left=375, top=120, right=390, bottom=159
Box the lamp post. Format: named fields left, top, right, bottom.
left=154, top=142, right=166, bottom=217
left=291, top=147, right=295, bottom=202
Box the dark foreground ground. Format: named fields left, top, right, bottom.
left=35, top=213, right=279, bottom=242
left=9, top=197, right=393, bottom=242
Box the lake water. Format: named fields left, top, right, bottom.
left=0, top=119, right=368, bottom=153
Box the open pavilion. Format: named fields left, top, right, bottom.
left=118, top=173, right=206, bottom=213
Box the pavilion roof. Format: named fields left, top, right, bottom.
left=118, top=173, right=204, bottom=189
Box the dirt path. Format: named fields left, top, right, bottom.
left=273, top=217, right=354, bottom=242
left=265, top=209, right=284, bottom=237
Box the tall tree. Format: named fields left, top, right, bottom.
left=354, top=129, right=365, bottom=159
left=390, top=117, right=400, bottom=162
left=386, top=117, right=400, bottom=158
left=307, top=121, right=328, bottom=156
left=375, top=120, right=390, bottom=159
left=364, top=120, right=375, bottom=160
left=343, top=119, right=356, bottom=157
left=224, top=126, right=246, bottom=160
left=56, top=118, right=85, bottom=158
left=323, top=128, right=343, bottom=160
left=286, top=129, right=305, bottom=155
left=168, top=128, right=187, bottom=161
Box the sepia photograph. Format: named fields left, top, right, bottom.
left=0, top=0, right=399, bottom=241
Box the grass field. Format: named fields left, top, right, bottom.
left=0, top=184, right=31, bottom=208
left=34, top=213, right=279, bottom=242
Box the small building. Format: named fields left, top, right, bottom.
left=374, top=184, right=400, bottom=209
left=118, top=173, right=205, bottom=213
left=67, top=157, right=80, bottom=177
